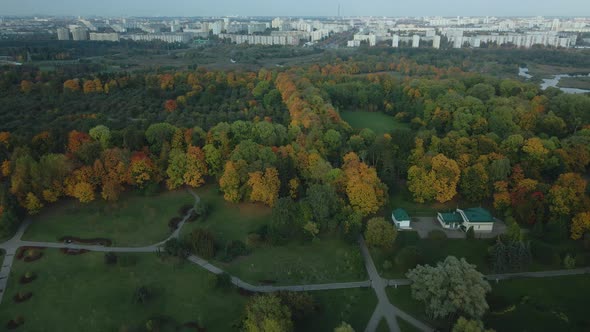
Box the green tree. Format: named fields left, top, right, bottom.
left=452, top=317, right=495, bottom=332
left=334, top=322, right=355, bottom=332
left=365, top=217, right=398, bottom=249
left=89, top=125, right=111, bottom=149
left=243, top=294, right=294, bottom=332
left=406, top=256, right=491, bottom=319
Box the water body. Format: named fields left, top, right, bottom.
left=519, top=67, right=590, bottom=94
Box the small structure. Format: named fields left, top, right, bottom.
left=436, top=208, right=495, bottom=233
left=391, top=208, right=411, bottom=229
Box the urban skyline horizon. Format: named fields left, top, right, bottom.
left=1, top=0, right=589, bottom=18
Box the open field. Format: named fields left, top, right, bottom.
left=0, top=248, right=375, bottom=332
left=341, top=111, right=409, bottom=135
left=557, top=76, right=590, bottom=90
left=23, top=190, right=195, bottom=247
left=222, top=237, right=367, bottom=285
left=387, top=275, right=590, bottom=332
left=0, top=250, right=247, bottom=331
left=180, top=185, right=271, bottom=244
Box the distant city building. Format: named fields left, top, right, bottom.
left=57, top=27, right=70, bottom=40
left=412, top=35, right=421, bottom=47
left=121, top=33, right=191, bottom=43
left=89, top=32, right=119, bottom=42
left=433, top=35, right=441, bottom=49
left=71, top=27, right=88, bottom=41
left=392, top=35, right=400, bottom=48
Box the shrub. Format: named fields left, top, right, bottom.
left=277, top=291, right=317, bottom=322
left=163, top=238, right=190, bottom=258
left=563, top=254, right=576, bottom=269
left=194, top=201, right=210, bottom=221
left=220, top=240, right=250, bottom=262
left=134, top=286, right=151, bottom=304
left=188, top=228, right=216, bottom=259
left=215, top=272, right=233, bottom=289
left=104, top=252, right=118, bottom=265
left=395, top=246, right=422, bottom=271
left=428, top=230, right=447, bottom=240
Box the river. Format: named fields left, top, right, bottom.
left=518, top=67, right=590, bottom=94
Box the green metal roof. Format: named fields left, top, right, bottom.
left=462, top=208, right=494, bottom=223
left=439, top=212, right=463, bottom=224
left=392, top=208, right=410, bottom=221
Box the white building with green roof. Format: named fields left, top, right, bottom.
left=391, top=208, right=411, bottom=229
left=436, top=207, right=495, bottom=233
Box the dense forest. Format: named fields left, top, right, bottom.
left=1, top=49, right=590, bottom=250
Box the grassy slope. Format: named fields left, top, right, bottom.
left=222, top=237, right=367, bottom=285
left=0, top=250, right=246, bottom=331
left=341, top=111, right=408, bottom=135
left=387, top=275, right=590, bottom=332
left=181, top=185, right=271, bottom=243
left=23, top=190, right=194, bottom=247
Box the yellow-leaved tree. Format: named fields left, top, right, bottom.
left=248, top=167, right=280, bottom=207
left=571, top=212, right=590, bottom=240
left=342, top=152, right=387, bottom=217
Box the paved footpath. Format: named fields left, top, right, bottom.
left=359, top=237, right=433, bottom=332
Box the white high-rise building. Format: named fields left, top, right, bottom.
left=71, top=27, right=88, bottom=41
left=433, top=35, right=441, bottom=49
left=392, top=35, right=400, bottom=48
left=412, top=35, right=420, bottom=48
left=57, top=28, right=70, bottom=40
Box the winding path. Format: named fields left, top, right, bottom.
left=1, top=189, right=590, bottom=331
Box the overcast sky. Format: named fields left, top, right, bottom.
left=1, top=0, right=588, bottom=17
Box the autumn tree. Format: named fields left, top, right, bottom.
left=67, top=130, right=92, bottom=155
left=408, top=154, right=461, bottom=203
left=184, top=146, right=208, bottom=188
left=571, top=212, right=590, bottom=240
left=248, top=167, right=280, bottom=207
left=365, top=217, right=398, bottom=249
left=219, top=160, right=242, bottom=203
left=548, top=173, right=587, bottom=219
left=128, top=152, right=156, bottom=189
left=342, top=152, right=387, bottom=216
left=24, top=192, right=43, bottom=215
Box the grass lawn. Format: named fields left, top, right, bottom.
left=181, top=185, right=271, bottom=244
left=299, top=287, right=377, bottom=332
left=485, top=275, right=590, bottom=332
left=0, top=249, right=247, bottom=331
left=22, top=190, right=195, bottom=247
left=377, top=318, right=389, bottom=332
left=341, top=111, right=409, bottom=135
left=387, top=286, right=449, bottom=331
left=398, top=317, right=422, bottom=332
left=221, top=237, right=367, bottom=285
left=371, top=232, right=493, bottom=279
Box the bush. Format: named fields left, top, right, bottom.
left=563, top=254, right=576, bottom=269
left=104, top=252, right=118, bottom=265
left=428, top=230, right=447, bottom=240
left=220, top=240, right=250, bottom=262
left=188, top=228, right=216, bottom=259
left=395, top=246, right=422, bottom=271
left=215, top=272, right=233, bottom=289
left=194, top=201, right=210, bottom=221
left=163, top=238, right=190, bottom=258
left=134, top=286, right=151, bottom=304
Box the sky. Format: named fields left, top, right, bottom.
left=1, top=0, right=589, bottom=17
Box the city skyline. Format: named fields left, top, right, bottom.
left=1, top=0, right=590, bottom=18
